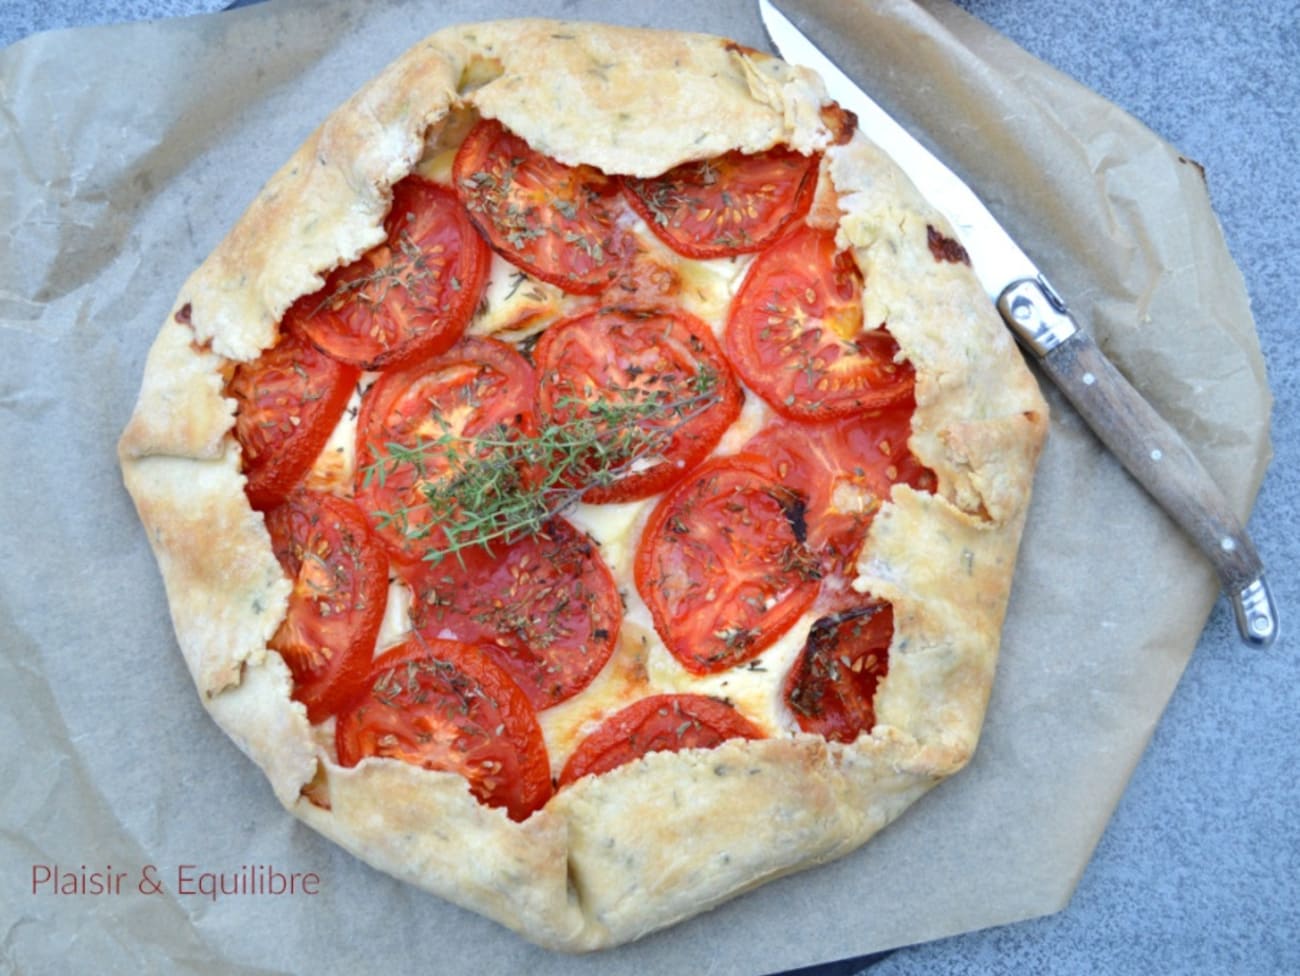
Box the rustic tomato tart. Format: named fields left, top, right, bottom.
left=118, top=19, right=1047, bottom=951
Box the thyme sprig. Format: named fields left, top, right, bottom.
left=362, top=367, right=721, bottom=563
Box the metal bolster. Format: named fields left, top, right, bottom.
left=997, top=276, right=1080, bottom=357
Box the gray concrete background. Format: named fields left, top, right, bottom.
left=4, top=1, right=1295, bottom=973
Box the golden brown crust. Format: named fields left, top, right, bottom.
left=548, top=734, right=938, bottom=947
left=457, top=21, right=839, bottom=176
left=119, top=18, right=1047, bottom=951
left=295, top=762, right=584, bottom=946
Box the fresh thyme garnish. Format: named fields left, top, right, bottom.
left=361, top=367, right=722, bottom=563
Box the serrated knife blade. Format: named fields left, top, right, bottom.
left=759, top=0, right=1277, bottom=648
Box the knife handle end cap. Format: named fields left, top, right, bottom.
left=1232, top=575, right=1279, bottom=649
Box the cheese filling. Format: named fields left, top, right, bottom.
left=301, top=215, right=828, bottom=767
left=295, top=129, right=862, bottom=773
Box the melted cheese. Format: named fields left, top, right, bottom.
left=469, top=254, right=577, bottom=342
left=302, top=374, right=370, bottom=496
left=675, top=251, right=753, bottom=329
left=376, top=576, right=413, bottom=652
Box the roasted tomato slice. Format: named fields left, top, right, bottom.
left=741, top=405, right=936, bottom=575
left=354, top=336, right=538, bottom=565
left=229, top=328, right=359, bottom=511
left=264, top=491, right=388, bottom=723
left=335, top=638, right=552, bottom=821
left=402, top=518, right=621, bottom=710
left=558, top=693, right=764, bottom=787
left=784, top=602, right=893, bottom=743
left=533, top=306, right=743, bottom=503
left=635, top=457, right=822, bottom=674
left=725, top=224, right=914, bottom=419
left=293, top=178, right=490, bottom=370
left=453, top=118, right=634, bottom=295
left=623, top=146, right=819, bottom=258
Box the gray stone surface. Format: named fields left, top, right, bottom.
left=0, top=0, right=227, bottom=46
left=3, top=1, right=1295, bottom=973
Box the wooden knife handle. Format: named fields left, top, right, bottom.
left=999, top=277, right=1278, bottom=648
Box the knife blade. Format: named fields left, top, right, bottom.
left=759, top=0, right=1277, bottom=648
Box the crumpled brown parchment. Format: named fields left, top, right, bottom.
left=0, top=0, right=1269, bottom=972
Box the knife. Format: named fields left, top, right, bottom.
left=759, top=0, right=1278, bottom=648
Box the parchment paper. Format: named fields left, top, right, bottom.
left=0, top=0, right=1271, bottom=973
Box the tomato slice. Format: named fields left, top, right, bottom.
left=725, top=224, right=914, bottom=419
left=532, top=307, right=744, bottom=503
left=635, top=457, right=823, bottom=674
left=229, top=328, right=359, bottom=511
left=354, top=336, right=538, bottom=565
left=453, top=118, right=634, bottom=295
left=293, top=178, right=489, bottom=370
left=740, top=404, right=936, bottom=575
left=335, top=638, right=552, bottom=821
left=558, top=693, right=764, bottom=787
left=784, top=602, right=893, bottom=743
left=623, top=146, right=819, bottom=258
left=402, top=518, right=621, bottom=710
left=264, top=491, right=388, bottom=723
